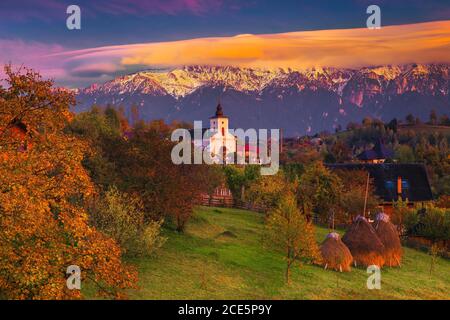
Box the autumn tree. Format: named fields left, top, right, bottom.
left=89, top=186, right=166, bottom=257
left=72, top=114, right=214, bottom=233
left=0, top=65, right=137, bottom=299
left=223, top=165, right=260, bottom=205
left=298, top=162, right=343, bottom=223
left=326, top=139, right=352, bottom=163
left=333, top=169, right=380, bottom=223
left=196, top=164, right=226, bottom=206
left=394, top=144, right=416, bottom=163
left=406, top=114, right=415, bottom=125
left=69, top=108, right=124, bottom=190
left=391, top=198, right=410, bottom=233
left=429, top=109, right=438, bottom=125
left=247, top=171, right=292, bottom=211
left=265, top=192, right=321, bottom=284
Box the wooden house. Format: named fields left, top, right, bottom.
left=326, top=163, right=433, bottom=215
left=201, top=184, right=234, bottom=207
left=356, top=140, right=393, bottom=164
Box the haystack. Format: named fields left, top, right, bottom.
left=374, top=213, right=402, bottom=267
left=320, top=232, right=353, bottom=272
left=342, top=216, right=385, bottom=268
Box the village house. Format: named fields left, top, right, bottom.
left=327, top=139, right=434, bottom=215
left=201, top=183, right=234, bottom=207
left=326, top=163, right=433, bottom=215
left=356, top=140, right=394, bottom=164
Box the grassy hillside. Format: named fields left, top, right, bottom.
left=333, top=124, right=450, bottom=142
left=397, top=124, right=450, bottom=135
left=112, top=207, right=450, bottom=299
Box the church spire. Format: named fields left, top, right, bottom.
left=216, top=99, right=223, bottom=117
left=215, top=102, right=224, bottom=117
left=210, top=99, right=227, bottom=119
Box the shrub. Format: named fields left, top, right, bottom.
left=391, top=198, right=410, bottom=230
left=404, top=205, right=450, bottom=242
left=90, top=186, right=166, bottom=257
left=414, top=207, right=450, bottom=242
left=403, top=208, right=420, bottom=234
left=436, top=195, right=450, bottom=209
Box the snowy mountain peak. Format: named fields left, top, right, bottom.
left=75, top=63, right=450, bottom=136
left=79, top=64, right=450, bottom=100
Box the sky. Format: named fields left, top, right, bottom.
left=1, top=0, right=450, bottom=88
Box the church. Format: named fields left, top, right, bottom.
left=191, top=102, right=263, bottom=164
left=207, top=103, right=237, bottom=163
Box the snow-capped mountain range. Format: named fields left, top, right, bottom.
left=75, top=64, right=450, bottom=136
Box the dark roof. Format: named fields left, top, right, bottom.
left=210, top=103, right=228, bottom=119
left=326, top=163, right=433, bottom=202
left=357, top=140, right=393, bottom=160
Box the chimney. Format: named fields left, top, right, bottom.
left=397, top=176, right=402, bottom=198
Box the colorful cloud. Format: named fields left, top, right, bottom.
left=2, top=20, right=450, bottom=88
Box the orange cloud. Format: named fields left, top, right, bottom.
left=44, top=20, right=450, bottom=87
left=114, top=20, right=450, bottom=69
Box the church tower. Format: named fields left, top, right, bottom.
left=208, top=102, right=236, bottom=163
left=210, top=102, right=229, bottom=137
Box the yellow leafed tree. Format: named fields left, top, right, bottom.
left=0, top=65, right=137, bottom=299
left=265, top=192, right=321, bottom=284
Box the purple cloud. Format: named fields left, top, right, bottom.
left=0, top=39, right=66, bottom=78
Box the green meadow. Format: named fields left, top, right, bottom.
left=89, top=206, right=450, bottom=300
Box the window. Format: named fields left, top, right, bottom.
left=222, top=127, right=225, bottom=136
left=402, top=180, right=410, bottom=189
left=385, top=181, right=394, bottom=190
left=401, top=179, right=410, bottom=199
left=385, top=180, right=395, bottom=198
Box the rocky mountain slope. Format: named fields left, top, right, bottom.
left=75, top=64, right=450, bottom=136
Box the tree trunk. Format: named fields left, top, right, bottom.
left=285, top=248, right=291, bottom=285
left=285, top=262, right=291, bottom=285
left=176, top=216, right=185, bottom=233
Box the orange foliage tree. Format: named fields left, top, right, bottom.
left=0, top=66, right=137, bottom=299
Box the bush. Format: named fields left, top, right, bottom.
left=405, top=206, right=450, bottom=242
left=394, top=145, right=415, bottom=163
left=414, top=207, right=450, bottom=242
left=391, top=199, right=410, bottom=229
left=134, top=220, right=166, bottom=256
left=90, top=186, right=166, bottom=257
left=436, top=195, right=450, bottom=209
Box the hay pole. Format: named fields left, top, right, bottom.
left=363, top=172, right=370, bottom=218
left=331, top=210, right=335, bottom=232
